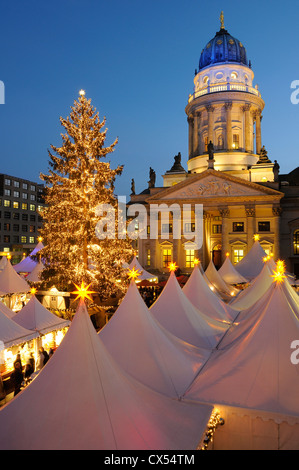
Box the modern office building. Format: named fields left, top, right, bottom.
left=0, top=173, right=46, bottom=262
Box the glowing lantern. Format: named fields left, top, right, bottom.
left=127, top=267, right=141, bottom=282
left=168, top=262, right=178, bottom=272
left=71, top=281, right=95, bottom=301
left=253, top=234, right=260, bottom=242
left=271, top=260, right=287, bottom=284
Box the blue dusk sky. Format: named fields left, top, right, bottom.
left=0, top=0, right=298, bottom=198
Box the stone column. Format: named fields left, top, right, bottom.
left=172, top=238, right=179, bottom=266
left=219, top=207, right=230, bottom=263
left=225, top=102, right=233, bottom=150
left=206, top=105, right=214, bottom=145
left=243, top=104, right=251, bottom=152
left=255, top=110, right=262, bottom=155
left=272, top=205, right=282, bottom=260
left=188, top=116, right=194, bottom=158
left=149, top=238, right=158, bottom=270
left=193, top=112, right=200, bottom=157
left=245, top=205, right=256, bottom=250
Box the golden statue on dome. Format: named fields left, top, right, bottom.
left=220, top=11, right=225, bottom=30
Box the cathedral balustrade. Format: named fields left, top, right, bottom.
left=188, top=83, right=261, bottom=103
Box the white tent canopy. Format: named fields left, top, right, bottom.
left=13, top=241, right=44, bottom=274
left=99, top=280, right=210, bottom=398
left=205, top=260, right=239, bottom=298
left=0, top=301, right=15, bottom=319
left=0, top=259, right=30, bottom=295
left=0, top=299, right=213, bottom=450
left=127, top=256, right=158, bottom=282
left=26, top=261, right=45, bottom=283
left=183, top=278, right=299, bottom=420
left=230, top=261, right=274, bottom=311
left=234, top=241, right=267, bottom=280
left=218, top=256, right=248, bottom=285
left=0, top=256, right=8, bottom=271
left=183, top=265, right=238, bottom=323
left=0, top=309, right=38, bottom=348
left=12, top=295, right=70, bottom=336
left=150, top=271, right=229, bottom=349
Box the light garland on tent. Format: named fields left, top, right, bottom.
left=199, top=409, right=225, bottom=450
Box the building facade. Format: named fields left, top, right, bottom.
left=130, top=14, right=299, bottom=277
left=0, top=174, right=46, bottom=262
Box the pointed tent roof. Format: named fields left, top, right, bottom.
left=183, top=265, right=238, bottom=323
left=0, top=299, right=213, bottom=450
left=12, top=295, right=70, bottom=336
left=230, top=261, right=274, bottom=311
left=184, top=279, right=299, bottom=420
left=26, top=261, right=45, bottom=283
left=0, top=301, right=15, bottom=319
left=150, top=271, right=229, bottom=349
left=29, top=240, right=44, bottom=257
left=13, top=241, right=44, bottom=274
left=205, top=260, right=239, bottom=298
left=0, top=259, right=30, bottom=295
left=99, top=280, right=210, bottom=398
left=13, top=256, right=37, bottom=274
left=218, top=256, right=248, bottom=285
left=234, top=240, right=267, bottom=280
left=127, top=256, right=158, bottom=282
left=0, top=256, right=8, bottom=271
left=0, top=308, right=38, bottom=348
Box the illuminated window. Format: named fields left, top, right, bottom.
left=29, top=237, right=35, bottom=244
left=30, top=204, right=36, bottom=211
left=294, top=230, right=299, bottom=255
left=232, top=134, right=239, bottom=149
left=233, top=249, right=244, bottom=264
left=4, top=200, right=11, bottom=207
left=185, top=250, right=195, bottom=268
left=162, top=248, right=172, bottom=268
left=13, top=201, right=19, bottom=209
left=258, top=221, right=270, bottom=232
left=184, top=223, right=195, bottom=233
left=233, top=222, right=244, bottom=232
left=218, top=135, right=224, bottom=149
left=22, top=203, right=28, bottom=210
left=204, top=136, right=208, bottom=152
left=212, top=224, right=222, bottom=234
left=21, top=236, right=27, bottom=243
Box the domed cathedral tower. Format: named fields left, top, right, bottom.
left=186, top=12, right=275, bottom=183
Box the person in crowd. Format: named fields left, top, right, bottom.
left=29, top=352, right=35, bottom=373
left=10, top=362, right=24, bottom=396
left=41, top=347, right=50, bottom=365
left=13, top=353, right=22, bottom=370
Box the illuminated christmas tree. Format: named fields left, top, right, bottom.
left=39, top=90, right=133, bottom=298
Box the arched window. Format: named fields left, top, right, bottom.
left=294, top=230, right=299, bottom=255
left=218, top=135, right=224, bottom=149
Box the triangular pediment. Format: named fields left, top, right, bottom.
left=147, top=170, right=283, bottom=202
